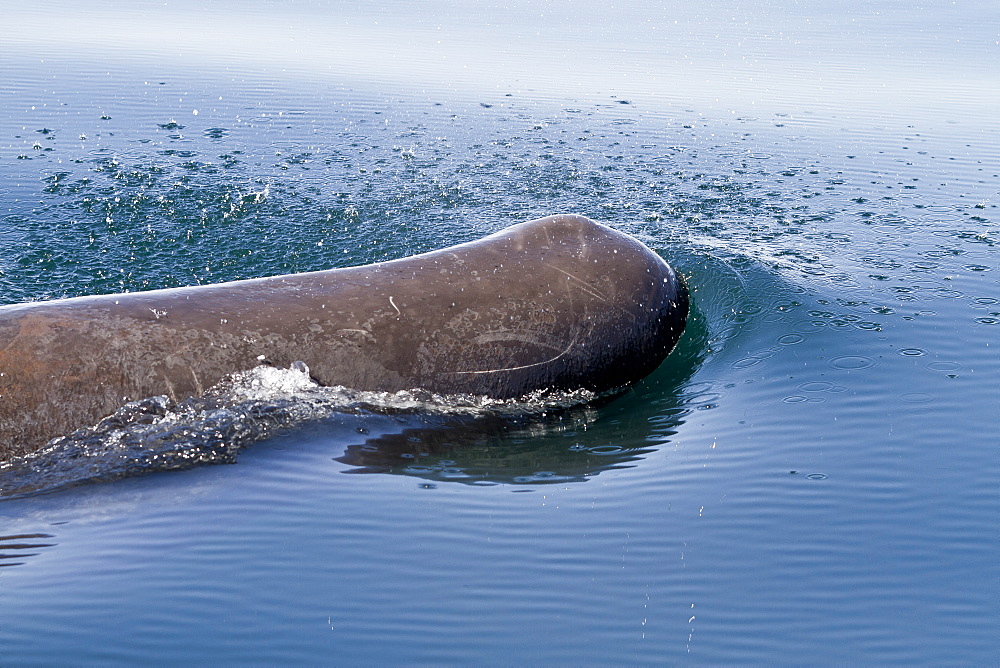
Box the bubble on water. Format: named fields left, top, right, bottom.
left=830, top=355, right=876, bottom=370
left=911, top=261, right=939, bottom=271
left=920, top=205, right=962, bottom=214
left=512, top=471, right=575, bottom=483
left=797, top=381, right=835, bottom=392
left=777, top=333, right=804, bottom=345
left=927, top=361, right=961, bottom=372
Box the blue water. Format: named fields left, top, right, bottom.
left=2, top=0, right=998, bottom=663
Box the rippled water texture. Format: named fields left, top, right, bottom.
left=1, top=0, right=998, bottom=663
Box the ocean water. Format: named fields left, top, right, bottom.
left=1, top=0, right=998, bottom=663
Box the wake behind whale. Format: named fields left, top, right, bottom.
left=0, top=363, right=604, bottom=498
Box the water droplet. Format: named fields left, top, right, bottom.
left=588, top=445, right=624, bottom=455
left=684, top=392, right=721, bottom=406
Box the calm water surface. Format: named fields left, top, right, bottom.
left=1, top=0, right=998, bottom=663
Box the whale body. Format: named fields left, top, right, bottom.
left=0, top=214, right=688, bottom=460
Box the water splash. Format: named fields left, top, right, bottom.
left=0, top=363, right=597, bottom=499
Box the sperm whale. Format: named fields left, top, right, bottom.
left=0, top=214, right=688, bottom=460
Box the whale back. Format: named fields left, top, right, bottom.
left=0, top=214, right=687, bottom=459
